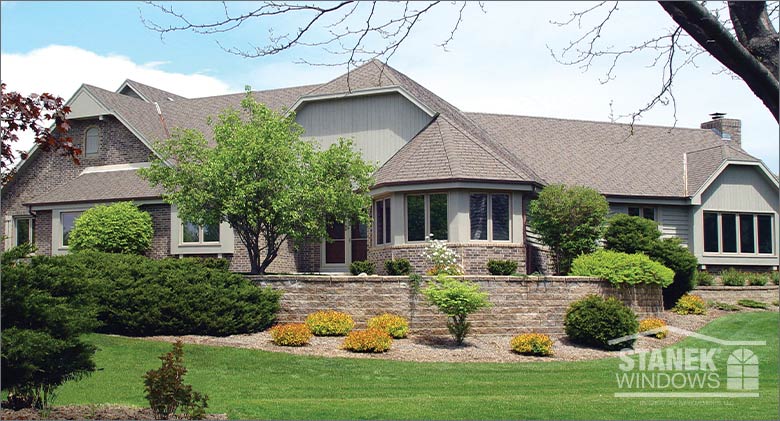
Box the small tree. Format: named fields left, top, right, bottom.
left=68, top=202, right=154, bottom=255
left=603, top=214, right=661, bottom=254
left=144, top=340, right=208, bottom=420
left=141, top=90, right=374, bottom=274
left=527, top=184, right=609, bottom=274
left=646, top=237, right=698, bottom=309
left=422, top=275, right=491, bottom=344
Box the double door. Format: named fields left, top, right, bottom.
left=322, top=221, right=368, bottom=272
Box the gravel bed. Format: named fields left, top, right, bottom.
left=138, top=308, right=775, bottom=364
left=0, top=405, right=227, bottom=420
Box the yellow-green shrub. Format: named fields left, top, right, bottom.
left=510, top=333, right=554, bottom=356
left=270, top=323, right=312, bottom=346
left=638, top=318, right=668, bottom=339
left=305, top=310, right=354, bottom=336
left=367, top=314, right=409, bottom=339
left=672, top=294, right=707, bottom=315
left=341, top=328, right=392, bottom=353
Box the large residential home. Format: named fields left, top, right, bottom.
left=2, top=60, right=778, bottom=274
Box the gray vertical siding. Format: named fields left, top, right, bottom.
left=608, top=203, right=691, bottom=247
left=295, top=92, right=432, bottom=167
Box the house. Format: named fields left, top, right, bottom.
left=2, top=60, right=778, bottom=274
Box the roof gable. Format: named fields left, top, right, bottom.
left=117, top=80, right=187, bottom=103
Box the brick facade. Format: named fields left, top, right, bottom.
left=140, top=204, right=171, bottom=259
left=368, top=242, right=526, bottom=275
left=249, top=275, right=663, bottom=336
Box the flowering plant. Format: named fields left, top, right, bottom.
left=421, top=234, right=463, bottom=275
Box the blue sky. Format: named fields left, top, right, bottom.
left=2, top=1, right=777, bottom=172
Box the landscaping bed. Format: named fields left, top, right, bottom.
left=0, top=404, right=227, bottom=420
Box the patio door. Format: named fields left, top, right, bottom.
left=322, top=221, right=368, bottom=272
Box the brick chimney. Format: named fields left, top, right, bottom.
left=701, top=112, right=741, bottom=148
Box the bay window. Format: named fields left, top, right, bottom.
left=703, top=211, right=774, bottom=255
left=406, top=193, right=448, bottom=241
left=374, top=198, right=391, bottom=245
left=470, top=193, right=510, bottom=241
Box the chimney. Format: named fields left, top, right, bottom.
left=701, top=112, right=742, bottom=148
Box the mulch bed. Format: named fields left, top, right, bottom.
left=0, top=405, right=226, bottom=420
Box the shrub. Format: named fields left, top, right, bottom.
left=367, top=314, right=409, bottom=339
left=24, top=251, right=281, bottom=336
left=604, top=214, right=661, bottom=254
left=486, top=259, right=518, bottom=276
left=270, top=323, right=312, bottom=346
left=349, top=260, right=375, bottom=275
left=737, top=299, right=769, bottom=309
left=720, top=268, right=746, bottom=286
left=709, top=301, right=741, bottom=311
left=564, top=295, right=638, bottom=351
left=527, top=184, right=609, bottom=274
left=645, top=237, right=698, bottom=309
left=144, top=341, right=208, bottom=420
left=422, top=275, right=491, bottom=344
left=773, top=300, right=779, bottom=307
left=186, top=257, right=230, bottom=271
left=68, top=202, right=153, bottom=255
left=341, top=328, right=393, bottom=353
left=694, top=271, right=715, bottom=286
left=510, top=333, right=554, bottom=356
left=305, top=310, right=354, bottom=336
left=747, top=273, right=770, bottom=286
left=422, top=237, right=463, bottom=275
left=638, top=318, right=668, bottom=339
left=672, top=294, right=707, bottom=315
left=771, top=271, right=779, bottom=285
left=568, top=250, right=674, bottom=287
left=1, top=246, right=98, bottom=409
left=384, top=258, right=412, bottom=275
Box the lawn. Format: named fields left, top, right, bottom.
left=55, top=312, right=779, bottom=420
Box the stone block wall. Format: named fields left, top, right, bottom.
left=249, top=275, right=663, bottom=336
left=368, top=243, right=526, bottom=275
left=693, top=285, right=779, bottom=305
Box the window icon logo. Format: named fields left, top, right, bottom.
left=727, top=348, right=759, bottom=391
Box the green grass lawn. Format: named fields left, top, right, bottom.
left=54, top=312, right=779, bottom=420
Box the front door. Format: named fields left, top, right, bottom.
left=322, top=221, right=368, bottom=272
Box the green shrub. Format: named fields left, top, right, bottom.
left=510, top=333, right=554, bottom=356
left=747, top=273, right=770, bottom=286
left=569, top=250, right=674, bottom=287
left=349, top=260, right=375, bottom=275
left=646, top=237, right=698, bottom=309
left=527, top=184, right=609, bottom=274
left=694, top=271, right=715, bottom=286
left=564, top=295, right=638, bottom=351
left=367, top=314, right=409, bottom=338
left=737, top=299, right=769, bottom=309
left=604, top=214, right=661, bottom=254
left=384, top=258, right=412, bottom=275
left=423, top=275, right=491, bottom=344
left=25, top=251, right=280, bottom=336
left=771, top=271, right=779, bottom=285
left=144, top=341, right=208, bottom=420
left=305, top=310, right=354, bottom=336
left=341, top=328, right=393, bottom=353
left=672, top=294, right=707, bottom=315
left=720, top=268, right=746, bottom=286
left=68, top=202, right=153, bottom=255
left=773, top=300, right=779, bottom=307
left=184, top=257, right=230, bottom=271
left=486, top=259, right=518, bottom=276
left=708, top=301, right=741, bottom=311
left=1, top=246, right=98, bottom=409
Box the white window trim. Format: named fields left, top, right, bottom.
left=703, top=211, right=776, bottom=257
left=469, top=192, right=512, bottom=242
left=170, top=205, right=233, bottom=254
left=374, top=197, right=392, bottom=246
left=405, top=192, right=449, bottom=242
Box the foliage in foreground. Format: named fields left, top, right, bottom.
left=672, top=294, right=707, bottom=315
left=384, top=258, right=412, bottom=276
left=603, top=214, right=660, bottom=254
left=564, top=294, right=638, bottom=351
left=569, top=249, right=674, bottom=287
left=638, top=318, right=668, bottom=339
left=737, top=299, right=769, bottom=309
left=349, top=260, right=375, bottom=275
left=510, top=333, right=554, bottom=356
left=305, top=310, right=354, bottom=336
left=422, top=237, right=463, bottom=275
left=367, top=314, right=409, bottom=339
left=694, top=270, right=715, bottom=286
left=68, top=202, right=153, bottom=255
left=422, top=275, right=491, bottom=344
left=708, top=301, right=741, bottom=311
left=1, top=245, right=98, bottom=410
left=486, top=259, right=518, bottom=276
left=144, top=341, right=208, bottom=420
left=341, top=328, right=393, bottom=353
left=270, top=324, right=312, bottom=347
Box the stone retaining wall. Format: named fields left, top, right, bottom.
left=248, top=275, right=663, bottom=336
left=693, top=286, right=779, bottom=305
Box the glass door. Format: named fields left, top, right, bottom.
left=325, top=222, right=346, bottom=264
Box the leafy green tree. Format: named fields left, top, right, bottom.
left=68, top=202, right=153, bottom=255
left=603, top=214, right=661, bottom=254
left=422, top=275, right=491, bottom=344
left=141, top=90, right=374, bottom=274
left=527, top=184, right=609, bottom=274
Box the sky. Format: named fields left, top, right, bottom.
left=1, top=1, right=778, bottom=172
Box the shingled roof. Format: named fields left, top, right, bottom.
left=25, top=166, right=165, bottom=206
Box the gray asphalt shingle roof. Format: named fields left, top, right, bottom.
left=25, top=169, right=165, bottom=206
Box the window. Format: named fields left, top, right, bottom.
left=703, top=212, right=774, bottom=255
left=470, top=193, right=510, bottom=241
left=61, top=211, right=82, bottom=247
left=628, top=206, right=656, bottom=221
left=406, top=193, right=448, bottom=241
left=182, top=222, right=220, bottom=244
left=85, top=127, right=99, bottom=155
left=14, top=217, right=34, bottom=246
left=374, top=198, right=392, bottom=245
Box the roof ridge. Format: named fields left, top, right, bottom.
left=176, top=83, right=323, bottom=102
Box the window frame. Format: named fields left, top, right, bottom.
left=469, top=192, right=511, bottom=242
left=59, top=210, right=84, bottom=249
left=373, top=197, right=392, bottom=246
left=627, top=206, right=657, bottom=221
left=13, top=216, right=35, bottom=247
left=179, top=222, right=221, bottom=246
left=405, top=192, right=449, bottom=243
left=84, top=126, right=100, bottom=156
left=702, top=211, right=775, bottom=256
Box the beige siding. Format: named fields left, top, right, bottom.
left=296, top=93, right=432, bottom=167
left=608, top=203, right=691, bottom=247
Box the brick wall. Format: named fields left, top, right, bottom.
left=693, top=285, right=779, bottom=304
left=368, top=243, right=526, bottom=275
left=140, top=204, right=170, bottom=259
left=228, top=236, right=299, bottom=273
left=249, top=275, right=663, bottom=336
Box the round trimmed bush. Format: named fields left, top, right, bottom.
left=270, top=323, right=312, bottom=346
left=305, top=310, right=354, bottom=336
left=510, top=333, right=554, bottom=356
left=604, top=214, right=660, bottom=254
left=349, top=260, right=375, bottom=275
left=341, top=328, right=392, bottom=353
left=68, top=202, right=153, bottom=255
left=384, top=258, right=412, bottom=276
left=569, top=250, right=674, bottom=287
left=638, top=318, right=668, bottom=339
left=486, top=259, right=518, bottom=276
left=367, top=313, right=409, bottom=338
left=564, top=295, right=639, bottom=350
left=672, top=294, right=707, bottom=315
